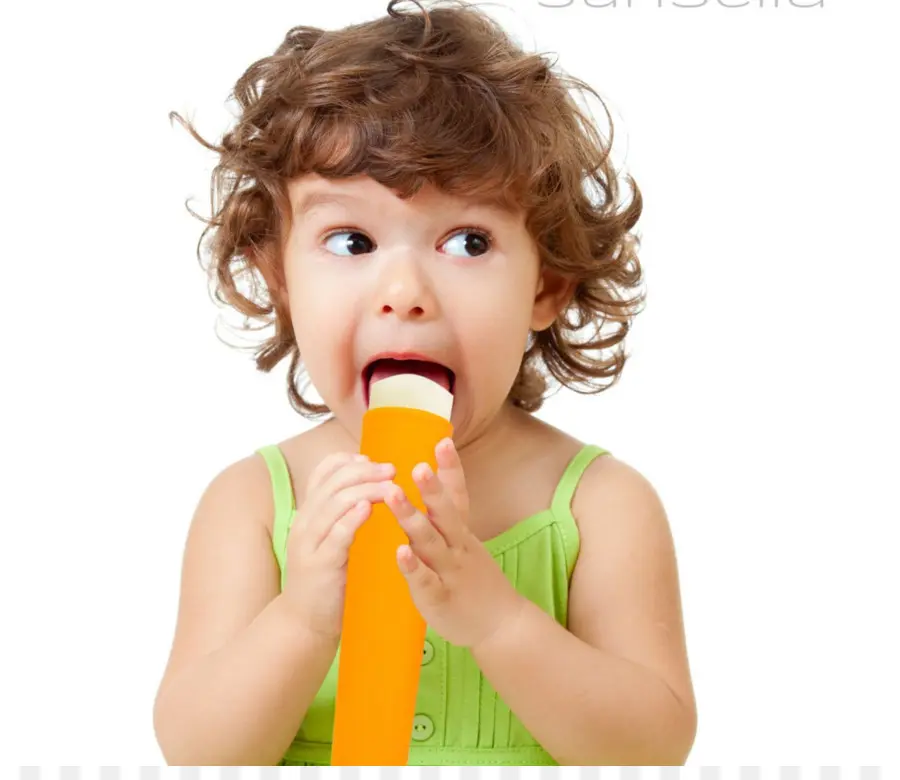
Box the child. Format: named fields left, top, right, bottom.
left=153, top=0, right=697, bottom=766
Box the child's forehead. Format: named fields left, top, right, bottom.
left=288, top=174, right=522, bottom=220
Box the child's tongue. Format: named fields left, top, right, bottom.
left=369, top=358, right=452, bottom=392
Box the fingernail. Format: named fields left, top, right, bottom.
left=418, top=463, right=434, bottom=481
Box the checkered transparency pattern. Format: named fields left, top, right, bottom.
left=13, top=768, right=885, bottom=780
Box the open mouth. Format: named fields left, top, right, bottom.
left=363, top=356, right=455, bottom=408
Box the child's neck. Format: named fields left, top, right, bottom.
left=452, top=400, right=531, bottom=476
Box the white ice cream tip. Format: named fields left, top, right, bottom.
left=368, top=373, right=454, bottom=420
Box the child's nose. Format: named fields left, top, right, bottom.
left=375, top=258, right=437, bottom=320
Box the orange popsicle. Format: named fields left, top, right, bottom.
left=331, top=372, right=454, bottom=766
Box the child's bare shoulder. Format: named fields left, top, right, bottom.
left=507, top=410, right=664, bottom=541
left=571, top=448, right=667, bottom=541
left=561, top=431, right=694, bottom=725
left=468, top=411, right=592, bottom=538
left=263, top=419, right=359, bottom=524
left=190, top=421, right=342, bottom=542
left=194, top=451, right=274, bottom=536
left=162, top=432, right=340, bottom=676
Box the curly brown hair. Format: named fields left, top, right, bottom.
left=171, top=0, right=645, bottom=419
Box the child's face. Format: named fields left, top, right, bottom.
left=281, top=173, right=563, bottom=445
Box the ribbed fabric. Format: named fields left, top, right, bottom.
left=255, top=442, right=609, bottom=766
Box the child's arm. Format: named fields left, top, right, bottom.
left=153, top=456, right=338, bottom=766
left=471, top=457, right=697, bottom=765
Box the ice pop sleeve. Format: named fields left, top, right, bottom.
left=331, top=373, right=454, bottom=766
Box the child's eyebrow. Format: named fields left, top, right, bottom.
left=294, top=191, right=366, bottom=218
left=293, top=189, right=517, bottom=223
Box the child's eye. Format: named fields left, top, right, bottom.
left=323, top=230, right=375, bottom=256
left=441, top=229, right=492, bottom=258
left=321, top=228, right=492, bottom=258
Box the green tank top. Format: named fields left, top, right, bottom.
left=257, top=442, right=609, bottom=766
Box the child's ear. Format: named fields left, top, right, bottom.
left=530, top=268, right=577, bottom=331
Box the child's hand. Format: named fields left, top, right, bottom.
left=387, top=438, right=526, bottom=650
left=283, top=452, right=396, bottom=641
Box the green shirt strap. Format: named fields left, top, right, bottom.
left=256, top=445, right=296, bottom=576
left=551, top=444, right=610, bottom=516
left=550, top=444, right=610, bottom=576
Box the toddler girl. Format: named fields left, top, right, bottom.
left=153, top=0, right=697, bottom=765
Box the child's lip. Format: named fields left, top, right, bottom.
left=361, top=350, right=452, bottom=377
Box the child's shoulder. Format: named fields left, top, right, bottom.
left=509, top=410, right=664, bottom=541
left=552, top=421, right=674, bottom=594
left=190, top=422, right=339, bottom=542
left=192, top=449, right=278, bottom=540
left=259, top=419, right=368, bottom=528
left=459, top=410, right=615, bottom=540
left=572, top=446, right=664, bottom=535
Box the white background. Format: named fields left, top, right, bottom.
left=1, top=0, right=898, bottom=766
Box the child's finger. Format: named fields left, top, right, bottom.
left=317, top=499, right=371, bottom=566
left=387, top=485, right=453, bottom=572
left=306, top=479, right=394, bottom=548
left=319, top=459, right=395, bottom=498
left=412, top=461, right=466, bottom=549
left=306, top=451, right=366, bottom=491
left=397, top=544, right=442, bottom=597
left=434, top=438, right=470, bottom=517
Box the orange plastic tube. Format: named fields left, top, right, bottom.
left=331, top=405, right=453, bottom=766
